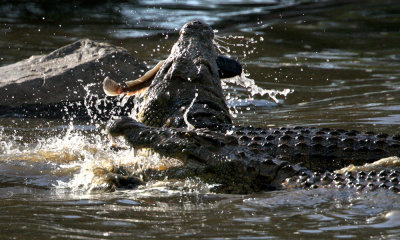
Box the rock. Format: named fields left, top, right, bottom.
left=0, top=39, right=147, bottom=119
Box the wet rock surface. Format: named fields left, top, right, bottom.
left=0, top=39, right=147, bottom=118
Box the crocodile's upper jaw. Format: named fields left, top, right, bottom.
left=132, top=20, right=232, bottom=129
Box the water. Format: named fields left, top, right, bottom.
left=1, top=0, right=400, bottom=239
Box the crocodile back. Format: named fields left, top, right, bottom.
left=232, top=126, right=400, bottom=171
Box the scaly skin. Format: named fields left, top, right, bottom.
left=108, top=118, right=400, bottom=193
left=107, top=21, right=400, bottom=193
left=131, top=21, right=232, bottom=129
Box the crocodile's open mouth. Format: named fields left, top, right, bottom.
left=103, top=56, right=241, bottom=98
left=103, top=21, right=239, bottom=129
left=103, top=21, right=241, bottom=100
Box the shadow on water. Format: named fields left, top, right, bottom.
left=1, top=0, right=400, bottom=239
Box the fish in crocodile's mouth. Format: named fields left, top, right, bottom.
left=103, top=60, right=165, bottom=97
left=103, top=21, right=242, bottom=128
left=103, top=56, right=241, bottom=98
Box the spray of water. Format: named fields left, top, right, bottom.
left=213, top=34, right=293, bottom=118
left=0, top=116, right=217, bottom=195
left=222, top=73, right=293, bottom=103
left=0, top=31, right=295, bottom=195
left=83, top=83, right=134, bottom=126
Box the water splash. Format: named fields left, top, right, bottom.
left=214, top=34, right=294, bottom=118
left=83, top=83, right=134, bottom=125
left=221, top=72, right=293, bottom=118
left=0, top=122, right=214, bottom=194
left=223, top=73, right=293, bottom=103
left=0, top=124, right=113, bottom=190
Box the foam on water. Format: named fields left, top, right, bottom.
left=0, top=121, right=217, bottom=195
left=0, top=125, right=116, bottom=188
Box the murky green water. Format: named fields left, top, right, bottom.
left=1, top=0, right=400, bottom=239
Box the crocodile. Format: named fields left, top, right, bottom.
left=105, top=20, right=400, bottom=193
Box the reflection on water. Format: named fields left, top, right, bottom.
left=1, top=0, right=400, bottom=239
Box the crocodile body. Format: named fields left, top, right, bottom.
left=107, top=21, right=400, bottom=193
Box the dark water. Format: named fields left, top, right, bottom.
left=1, top=0, right=400, bottom=239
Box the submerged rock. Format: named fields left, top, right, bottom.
left=0, top=39, right=147, bottom=119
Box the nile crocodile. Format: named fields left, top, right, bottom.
left=105, top=21, right=400, bottom=193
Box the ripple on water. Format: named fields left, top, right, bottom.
left=240, top=188, right=400, bottom=238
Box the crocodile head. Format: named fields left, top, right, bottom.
left=132, top=20, right=232, bottom=129
left=108, top=21, right=283, bottom=193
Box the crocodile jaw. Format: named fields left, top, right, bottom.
left=132, top=20, right=232, bottom=129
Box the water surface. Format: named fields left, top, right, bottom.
left=1, top=0, right=400, bottom=239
